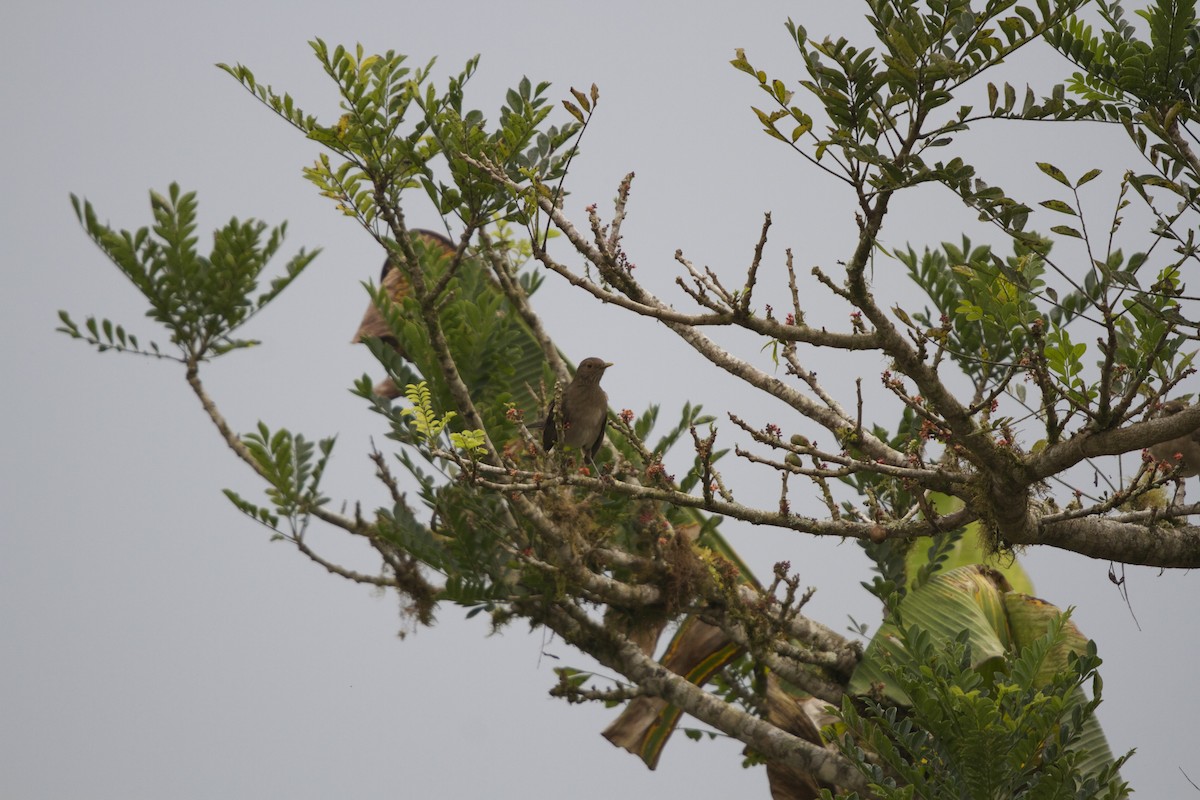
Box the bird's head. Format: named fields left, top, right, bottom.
left=575, top=357, right=613, bottom=384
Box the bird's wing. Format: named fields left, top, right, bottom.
left=590, top=412, right=607, bottom=459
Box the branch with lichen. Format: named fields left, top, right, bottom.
left=436, top=451, right=970, bottom=543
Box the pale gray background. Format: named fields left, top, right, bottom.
left=3, top=1, right=1197, bottom=797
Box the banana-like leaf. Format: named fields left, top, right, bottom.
left=1004, top=592, right=1121, bottom=778
left=849, top=565, right=1123, bottom=784
left=851, top=565, right=1013, bottom=702
left=905, top=493, right=1035, bottom=595
left=601, top=618, right=740, bottom=768
left=763, top=673, right=832, bottom=800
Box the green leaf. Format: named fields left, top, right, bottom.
left=1036, top=161, right=1071, bottom=186
left=1039, top=198, right=1077, bottom=215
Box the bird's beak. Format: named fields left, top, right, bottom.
left=604, top=361, right=614, bottom=368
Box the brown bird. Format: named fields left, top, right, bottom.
left=543, top=357, right=613, bottom=458
left=1149, top=400, right=1200, bottom=478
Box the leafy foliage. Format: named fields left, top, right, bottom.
left=61, top=183, right=317, bottom=362
left=829, top=610, right=1130, bottom=799
left=398, top=381, right=488, bottom=455
left=227, top=423, right=335, bottom=534
left=735, top=0, right=1197, bottom=436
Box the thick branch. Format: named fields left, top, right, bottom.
left=1031, top=406, right=1200, bottom=479
left=1027, top=514, right=1200, bottom=568
left=541, top=602, right=872, bottom=795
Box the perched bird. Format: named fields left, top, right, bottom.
left=543, top=357, right=613, bottom=458
left=1149, top=399, right=1200, bottom=478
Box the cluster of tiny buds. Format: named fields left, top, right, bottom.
left=505, top=406, right=524, bottom=422
left=615, top=248, right=636, bottom=273
left=764, top=423, right=782, bottom=439
left=785, top=312, right=796, bottom=325
left=620, top=408, right=635, bottom=425
left=765, top=304, right=774, bottom=320
left=645, top=459, right=675, bottom=484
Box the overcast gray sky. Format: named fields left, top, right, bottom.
left=4, top=1, right=1198, bottom=797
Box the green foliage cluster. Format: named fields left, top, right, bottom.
left=220, top=41, right=580, bottom=234
left=734, top=0, right=1090, bottom=194
left=828, top=616, right=1129, bottom=799
left=398, top=381, right=487, bottom=455
left=1051, top=0, right=1200, bottom=115
left=224, top=424, right=335, bottom=535
left=60, top=184, right=317, bottom=362
left=735, top=0, right=1195, bottom=431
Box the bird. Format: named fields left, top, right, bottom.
left=1149, top=399, right=1200, bottom=478
left=543, top=357, right=613, bottom=459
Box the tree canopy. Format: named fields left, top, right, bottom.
left=61, top=1, right=1200, bottom=797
